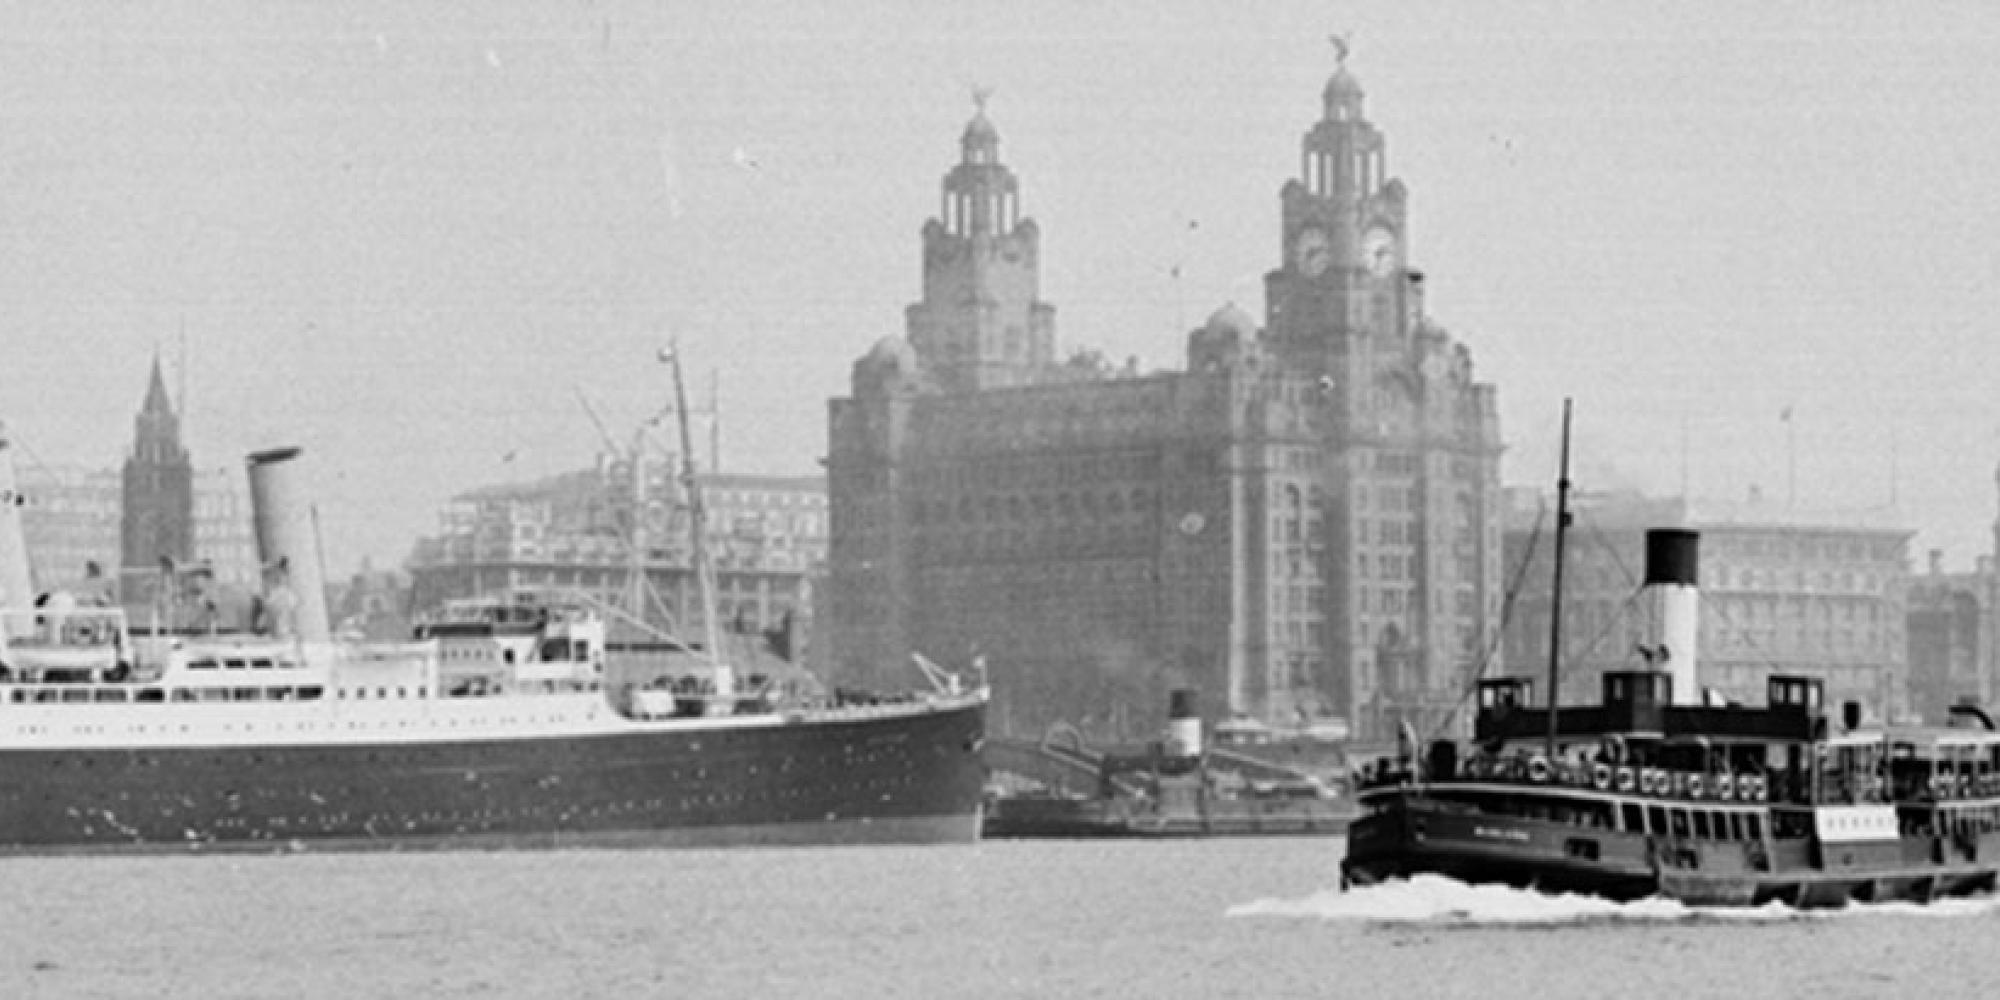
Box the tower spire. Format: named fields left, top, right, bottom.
left=905, top=93, right=1056, bottom=392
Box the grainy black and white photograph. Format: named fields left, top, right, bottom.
left=2, top=1, right=1999, bottom=997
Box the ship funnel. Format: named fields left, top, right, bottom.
left=1642, top=528, right=1700, bottom=706
left=0, top=425, right=31, bottom=612
left=246, top=447, right=330, bottom=642
left=1166, top=688, right=1202, bottom=758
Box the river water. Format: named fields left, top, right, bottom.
left=4, top=837, right=1998, bottom=998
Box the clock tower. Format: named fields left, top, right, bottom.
left=1266, top=42, right=1410, bottom=360
left=905, top=92, right=1057, bottom=393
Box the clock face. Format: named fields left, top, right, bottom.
left=1362, top=227, right=1397, bottom=277
left=1292, top=227, right=1332, bottom=277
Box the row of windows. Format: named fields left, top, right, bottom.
left=1710, top=566, right=1888, bottom=594
left=8, top=685, right=324, bottom=704
left=186, top=656, right=303, bottom=671
left=902, top=452, right=1167, bottom=493
left=911, top=488, right=1155, bottom=526
left=1706, top=535, right=1903, bottom=564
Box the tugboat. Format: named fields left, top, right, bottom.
left=1342, top=402, right=2000, bottom=907
left=983, top=690, right=1351, bottom=838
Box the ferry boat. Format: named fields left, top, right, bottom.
left=0, top=367, right=986, bottom=854
left=1341, top=403, right=2000, bottom=907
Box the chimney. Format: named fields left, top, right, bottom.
left=1166, top=688, right=1201, bottom=757
left=1643, top=528, right=1700, bottom=706
left=246, top=447, right=330, bottom=643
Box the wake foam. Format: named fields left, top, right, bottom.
left=1227, top=874, right=2000, bottom=927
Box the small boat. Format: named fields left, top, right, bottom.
left=1341, top=402, right=2000, bottom=907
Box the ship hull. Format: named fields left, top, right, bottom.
left=0, top=699, right=987, bottom=854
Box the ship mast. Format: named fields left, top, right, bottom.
left=1544, top=398, right=1574, bottom=761
left=662, top=346, right=731, bottom=700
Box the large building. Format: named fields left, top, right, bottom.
left=825, top=55, right=1504, bottom=743
left=1503, top=490, right=1915, bottom=723
left=406, top=455, right=826, bottom=649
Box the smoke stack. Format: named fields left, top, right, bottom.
left=1643, top=528, right=1700, bottom=706
left=1166, top=688, right=1201, bottom=757
left=0, top=426, right=31, bottom=612
left=246, top=447, right=330, bottom=642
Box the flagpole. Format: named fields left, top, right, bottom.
left=1783, top=406, right=1796, bottom=510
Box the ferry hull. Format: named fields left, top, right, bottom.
left=0, top=700, right=986, bottom=854
left=1343, top=797, right=1657, bottom=901
left=1343, top=790, right=2000, bottom=908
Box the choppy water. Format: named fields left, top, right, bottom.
left=5, top=837, right=1999, bottom=998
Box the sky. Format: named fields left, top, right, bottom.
left=2, top=1, right=1997, bottom=576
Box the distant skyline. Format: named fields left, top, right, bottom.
left=3, top=2, right=1997, bottom=575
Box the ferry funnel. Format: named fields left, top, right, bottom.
left=0, top=426, right=31, bottom=611
left=1166, top=688, right=1202, bottom=757
left=1642, top=529, right=1700, bottom=706
left=246, top=447, right=330, bottom=642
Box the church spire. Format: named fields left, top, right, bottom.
left=122, top=355, right=194, bottom=570
left=141, top=353, right=174, bottom=420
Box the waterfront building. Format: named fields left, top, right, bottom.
left=1503, top=490, right=1914, bottom=723
left=825, top=55, right=1504, bottom=743
left=405, top=456, right=825, bottom=648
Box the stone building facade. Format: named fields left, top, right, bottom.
left=1504, top=490, right=1914, bottom=723
left=825, top=58, right=1504, bottom=742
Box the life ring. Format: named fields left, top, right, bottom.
left=1714, top=774, right=1735, bottom=801
left=1592, top=764, right=1613, bottom=791
left=1685, top=774, right=1704, bottom=799
left=1746, top=775, right=1766, bottom=802
left=1641, top=768, right=1662, bottom=795
left=1615, top=767, right=1636, bottom=793
left=1933, top=775, right=1955, bottom=800
left=1528, top=756, right=1551, bottom=784
left=1959, top=774, right=1973, bottom=798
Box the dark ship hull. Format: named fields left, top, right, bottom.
left=0, top=697, right=987, bottom=854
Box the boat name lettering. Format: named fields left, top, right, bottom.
left=1473, top=825, right=1529, bottom=843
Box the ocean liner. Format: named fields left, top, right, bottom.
left=1342, top=403, right=2000, bottom=907
left=0, top=364, right=986, bottom=853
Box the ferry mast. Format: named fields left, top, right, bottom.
left=1544, top=398, right=1573, bottom=761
